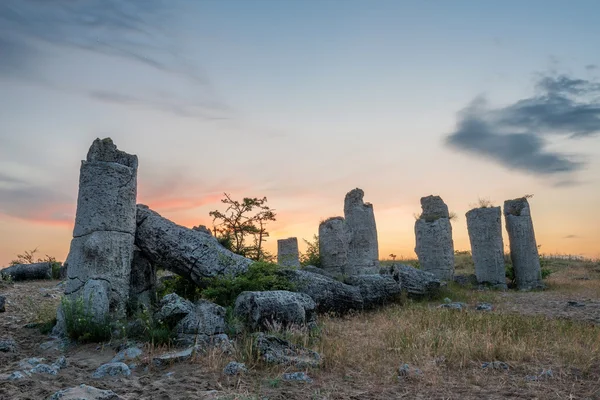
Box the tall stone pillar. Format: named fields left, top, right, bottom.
left=466, top=206, right=506, bottom=289
left=62, top=138, right=138, bottom=323
left=503, top=197, right=543, bottom=290
left=414, top=195, right=454, bottom=281
left=344, top=188, right=379, bottom=275
left=319, top=217, right=348, bottom=275
left=277, top=237, right=300, bottom=268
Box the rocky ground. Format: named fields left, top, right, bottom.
left=1, top=259, right=599, bottom=400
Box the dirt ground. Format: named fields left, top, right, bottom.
left=1, top=272, right=600, bottom=400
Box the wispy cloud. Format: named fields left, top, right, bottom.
left=0, top=0, right=229, bottom=120
left=0, top=175, right=75, bottom=226
left=445, top=72, right=600, bottom=181
left=563, top=234, right=580, bottom=239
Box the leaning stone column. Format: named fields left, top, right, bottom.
left=319, top=217, right=348, bottom=275
left=465, top=206, right=506, bottom=289
left=277, top=237, right=300, bottom=268
left=414, top=195, right=454, bottom=281
left=344, top=188, right=379, bottom=275
left=503, top=197, right=543, bottom=290
left=62, top=138, right=138, bottom=323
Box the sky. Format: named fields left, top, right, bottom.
left=1, top=0, right=600, bottom=266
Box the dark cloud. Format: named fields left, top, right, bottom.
left=563, top=234, right=580, bottom=239
left=585, top=64, right=598, bottom=71
left=445, top=73, right=600, bottom=178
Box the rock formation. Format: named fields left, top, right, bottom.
left=414, top=195, right=455, bottom=281
left=277, top=237, right=300, bottom=268
left=503, top=197, right=543, bottom=290
left=0, top=262, right=52, bottom=281
left=380, top=264, right=441, bottom=299
left=319, top=217, right=348, bottom=275
left=344, top=188, right=379, bottom=275
left=344, top=274, right=402, bottom=308
left=62, top=138, right=138, bottom=323
left=135, top=205, right=252, bottom=285
left=466, top=206, right=507, bottom=289
left=234, top=290, right=316, bottom=330
left=128, top=246, right=157, bottom=312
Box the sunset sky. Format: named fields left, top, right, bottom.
left=1, top=0, right=600, bottom=266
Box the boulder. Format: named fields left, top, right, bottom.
left=280, top=269, right=363, bottom=314
left=344, top=274, right=402, bottom=308
left=0, top=262, right=52, bottom=281
left=91, top=362, right=131, bottom=379
left=302, top=265, right=339, bottom=280
left=135, top=205, right=252, bottom=285
left=223, top=361, right=247, bottom=376
left=234, top=290, right=316, bottom=330
left=381, top=264, right=441, bottom=299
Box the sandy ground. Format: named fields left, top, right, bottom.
left=1, top=279, right=600, bottom=400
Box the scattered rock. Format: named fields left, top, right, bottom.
left=223, top=361, right=247, bottom=376
left=397, top=363, right=423, bottom=378
left=255, top=333, right=322, bottom=368
left=525, top=368, right=553, bottom=381
left=234, top=290, right=316, bottom=331
left=6, top=371, right=27, bottom=380
left=0, top=338, right=17, bottom=353
left=111, top=347, right=143, bottom=363
left=567, top=300, right=585, bottom=308
left=476, top=303, right=494, bottom=311
left=152, top=346, right=198, bottom=367
left=92, top=362, right=131, bottom=378
left=282, top=371, right=313, bottom=383
left=30, top=363, right=59, bottom=376
left=438, top=302, right=467, bottom=310
left=47, top=384, right=122, bottom=400
left=53, top=356, right=69, bottom=369
left=19, top=357, right=45, bottom=369
left=482, top=361, right=509, bottom=370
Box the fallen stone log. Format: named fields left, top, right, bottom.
left=381, top=264, right=441, bottom=299
left=344, top=274, right=402, bottom=308
left=135, top=205, right=252, bottom=285
left=0, top=262, right=52, bottom=281
left=234, top=290, right=316, bottom=330
left=280, top=269, right=363, bottom=314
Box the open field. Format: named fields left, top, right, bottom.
left=1, top=256, right=600, bottom=399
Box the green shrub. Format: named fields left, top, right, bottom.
left=127, top=306, right=174, bottom=346
left=61, top=296, right=112, bottom=343
left=300, top=235, right=321, bottom=268
left=201, top=262, right=296, bottom=307
left=157, top=275, right=203, bottom=302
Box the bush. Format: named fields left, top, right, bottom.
left=61, top=296, right=112, bottom=343
left=300, top=235, right=321, bottom=268
left=201, top=262, right=296, bottom=307
left=157, top=275, right=203, bottom=302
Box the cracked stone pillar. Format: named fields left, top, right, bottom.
left=344, top=188, right=379, bottom=275
left=414, top=195, right=454, bottom=281
left=466, top=206, right=506, bottom=289
left=319, top=217, right=348, bottom=275
left=62, top=138, right=138, bottom=323
left=277, top=237, right=300, bottom=268
left=129, top=246, right=157, bottom=313
left=503, top=197, right=543, bottom=290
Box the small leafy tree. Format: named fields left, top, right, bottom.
left=209, top=193, right=276, bottom=261
left=300, top=235, right=321, bottom=267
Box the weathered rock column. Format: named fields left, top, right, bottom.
left=414, top=195, right=454, bottom=281
left=344, top=188, right=379, bottom=275
left=318, top=217, right=348, bottom=276
left=465, top=206, right=506, bottom=289
left=63, top=138, right=138, bottom=322
left=277, top=237, right=300, bottom=268
left=503, top=197, right=543, bottom=290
